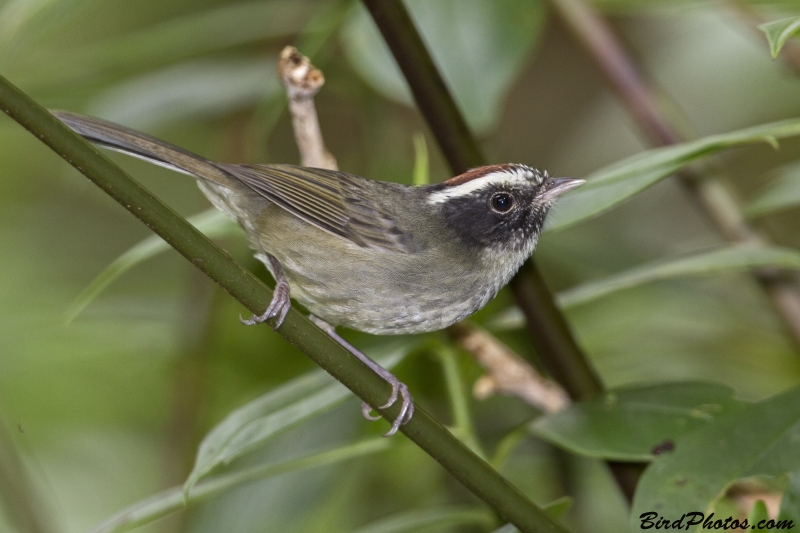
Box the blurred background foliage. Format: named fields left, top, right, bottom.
left=2, top=0, right=800, bottom=532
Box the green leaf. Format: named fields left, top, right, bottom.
left=183, top=341, right=415, bottom=495
left=557, top=244, right=800, bottom=309
left=63, top=208, right=237, bottom=323
left=542, top=496, right=573, bottom=520
left=490, top=426, right=529, bottom=470
left=436, top=343, right=484, bottom=459
left=759, top=16, right=800, bottom=59
left=10, top=1, right=315, bottom=88
left=531, top=383, right=740, bottom=461
left=90, top=438, right=390, bottom=533
left=745, top=161, right=800, bottom=218
left=88, top=58, right=281, bottom=129
left=749, top=500, right=770, bottom=528
left=340, top=0, right=546, bottom=133
left=65, top=0, right=308, bottom=72
left=631, top=385, right=800, bottom=532
left=351, top=506, right=494, bottom=533
left=411, top=132, right=429, bottom=186
left=544, top=119, right=800, bottom=232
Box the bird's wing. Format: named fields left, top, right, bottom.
left=217, top=164, right=415, bottom=253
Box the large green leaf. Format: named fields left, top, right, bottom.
left=88, top=58, right=281, bottom=129
left=631, top=385, right=800, bottom=532
left=544, top=119, right=800, bottom=232
left=183, top=341, right=415, bottom=495
left=557, top=244, right=800, bottom=309
left=745, top=161, right=800, bottom=218
left=90, top=438, right=390, bottom=533
left=340, top=0, right=546, bottom=133
left=41, top=1, right=309, bottom=75
left=759, top=16, right=800, bottom=59
left=531, top=383, right=740, bottom=462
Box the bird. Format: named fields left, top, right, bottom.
left=54, top=110, right=584, bottom=435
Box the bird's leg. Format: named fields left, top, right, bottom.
left=240, top=254, right=291, bottom=328
left=309, top=315, right=414, bottom=437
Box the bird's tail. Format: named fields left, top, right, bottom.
left=52, top=111, right=238, bottom=189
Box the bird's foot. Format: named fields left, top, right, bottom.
left=360, top=376, right=414, bottom=437
left=309, top=315, right=414, bottom=437
left=240, top=254, right=291, bottom=329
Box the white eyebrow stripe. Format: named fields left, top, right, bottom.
left=426, top=169, right=532, bottom=204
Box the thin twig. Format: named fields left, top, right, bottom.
left=278, top=46, right=337, bottom=170
left=449, top=323, right=570, bottom=414
left=549, top=0, right=800, bottom=348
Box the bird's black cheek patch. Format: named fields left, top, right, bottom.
left=440, top=194, right=545, bottom=251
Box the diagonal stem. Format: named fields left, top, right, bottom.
left=360, top=0, right=646, bottom=502
left=0, top=73, right=568, bottom=533
left=361, top=0, right=604, bottom=401
left=360, top=0, right=483, bottom=173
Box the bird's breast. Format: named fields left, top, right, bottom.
left=252, top=205, right=526, bottom=335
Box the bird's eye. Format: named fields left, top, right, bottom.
left=490, top=192, right=514, bottom=213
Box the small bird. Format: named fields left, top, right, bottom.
left=54, top=111, right=583, bottom=434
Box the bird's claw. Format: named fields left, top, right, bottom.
left=361, top=379, right=414, bottom=437
left=240, top=276, right=291, bottom=329
left=361, top=402, right=382, bottom=421
left=309, top=314, right=415, bottom=436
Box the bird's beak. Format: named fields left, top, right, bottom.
left=538, top=177, right=585, bottom=201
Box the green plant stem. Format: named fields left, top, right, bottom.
left=437, top=344, right=485, bottom=459
left=361, top=0, right=604, bottom=402
left=359, top=0, right=651, bottom=503
left=438, top=346, right=474, bottom=435
left=0, top=74, right=567, bottom=533
left=490, top=426, right=530, bottom=471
